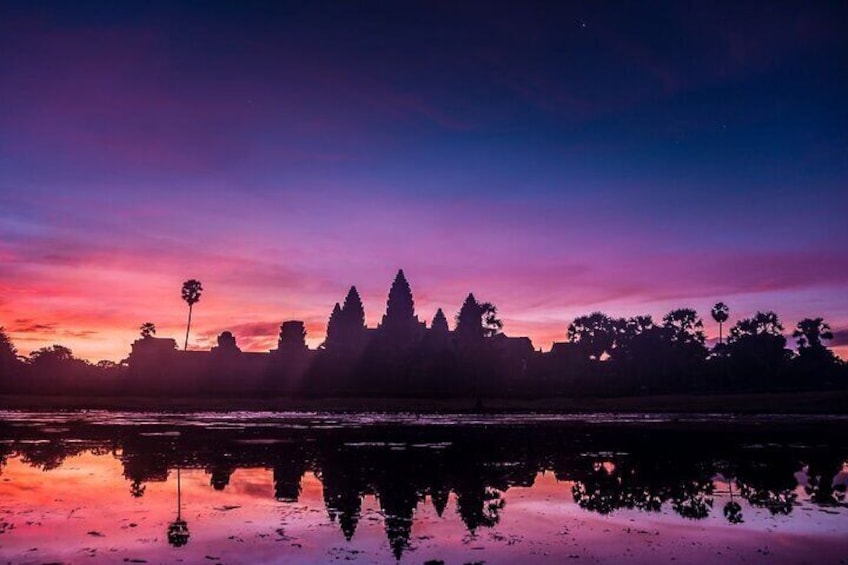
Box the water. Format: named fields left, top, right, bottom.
left=1, top=411, right=846, bottom=563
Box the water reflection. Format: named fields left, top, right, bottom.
left=167, top=468, right=190, bottom=547
left=1, top=413, right=847, bottom=562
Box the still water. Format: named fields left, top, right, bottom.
left=1, top=411, right=847, bottom=564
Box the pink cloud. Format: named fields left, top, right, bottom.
left=6, top=191, right=847, bottom=361
left=831, top=328, right=848, bottom=348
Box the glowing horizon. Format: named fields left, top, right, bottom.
left=1, top=2, right=846, bottom=362
left=3, top=263, right=846, bottom=362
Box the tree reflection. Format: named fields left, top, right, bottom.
left=130, top=478, right=146, bottom=498
left=723, top=500, right=743, bottom=524
left=456, top=485, right=504, bottom=532
left=167, top=468, right=190, bottom=547
left=4, top=416, right=848, bottom=559
left=803, top=453, right=846, bottom=506
left=670, top=479, right=714, bottom=520
left=570, top=457, right=715, bottom=520
left=713, top=478, right=744, bottom=524
left=19, top=440, right=75, bottom=471
left=739, top=484, right=795, bottom=515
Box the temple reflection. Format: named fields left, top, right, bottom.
left=1, top=417, right=846, bottom=559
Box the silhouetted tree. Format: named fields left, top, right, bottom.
left=567, top=312, right=618, bottom=360
left=791, top=317, right=838, bottom=383
left=731, top=311, right=783, bottom=339
left=711, top=302, right=729, bottom=345
left=610, top=315, right=672, bottom=391
left=613, top=315, right=655, bottom=358
left=793, top=317, right=834, bottom=356
left=181, top=279, right=203, bottom=350
left=29, top=344, right=73, bottom=364
left=139, top=322, right=156, bottom=339
left=727, top=311, right=788, bottom=386
left=0, top=328, right=21, bottom=385
left=479, top=302, right=503, bottom=337
left=660, top=309, right=708, bottom=387
left=663, top=308, right=706, bottom=347
left=0, top=328, right=16, bottom=361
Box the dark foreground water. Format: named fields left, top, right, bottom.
left=1, top=411, right=847, bottom=564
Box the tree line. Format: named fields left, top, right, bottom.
left=540, top=306, right=843, bottom=396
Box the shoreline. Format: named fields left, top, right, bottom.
left=1, top=389, right=847, bottom=414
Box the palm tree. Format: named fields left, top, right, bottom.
left=139, top=322, right=156, bottom=339
left=792, top=317, right=833, bottom=352
left=711, top=302, right=729, bottom=345
left=181, top=279, right=203, bottom=350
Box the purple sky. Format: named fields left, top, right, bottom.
left=1, top=1, right=847, bottom=361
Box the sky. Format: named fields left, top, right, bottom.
left=1, top=1, right=847, bottom=361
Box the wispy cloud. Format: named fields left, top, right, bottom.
left=830, top=328, right=848, bottom=348
left=12, top=320, right=58, bottom=333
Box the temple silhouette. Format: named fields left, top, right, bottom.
left=124, top=269, right=535, bottom=397
left=0, top=269, right=845, bottom=399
